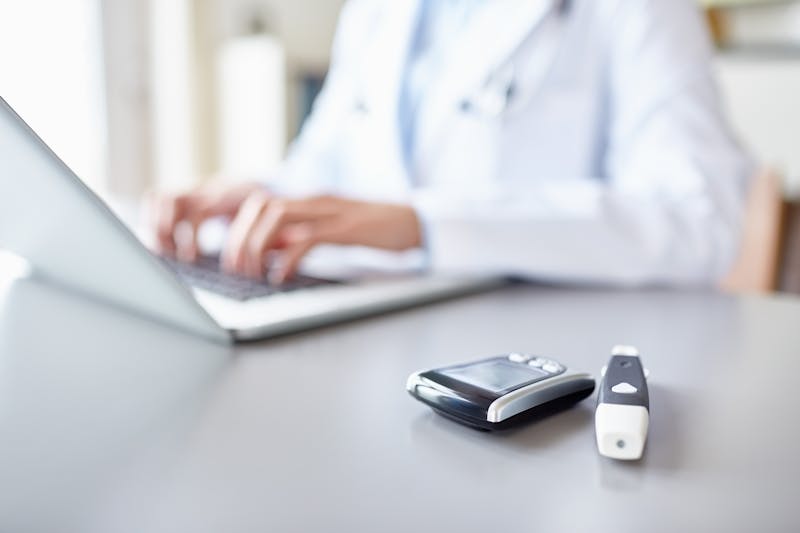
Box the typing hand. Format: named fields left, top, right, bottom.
left=149, top=181, right=264, bottom=261
left=222, top=193, right=422, bottom=283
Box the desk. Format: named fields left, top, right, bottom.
left=0, top=277, right=798, bottom=532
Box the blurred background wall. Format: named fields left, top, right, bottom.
left=711, top=0, right=800, bottom=197
left=0, top=0, right=345, bottom=199
left=1, top=0, right=799, bottom=200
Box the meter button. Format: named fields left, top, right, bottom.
left=611, top=382, right=638, bottom=394
left=508, top=353, right=531, bottom=363
left=528, top=357, right=545, bottom=368
left=542, top=362, right=562, bottom=373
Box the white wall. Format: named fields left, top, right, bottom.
left=0, top=0, right=107, bottom=192
left=150, top=0, right=200, bottom=191
left=207, top=0, right=345, bottom=68
left=205, top=0, right=346, bottom=147
left=97, top=0, right=345, bottom=197
left=153, top=0, right=347, bottom=187
left=717, top=55, right=800, bottom=194
left=719, top=2, right=800, bottom=195
left=727, top=2, right=800, bottom=45
left=102, top=0, right=153, bottom=197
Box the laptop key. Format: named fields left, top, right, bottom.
left=160, top=255, right=335, bottom=301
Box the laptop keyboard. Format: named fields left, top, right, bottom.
left=161, top=255, right=335, bottom=301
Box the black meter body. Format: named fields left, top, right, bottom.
left=407, top=353, right=595, bottom=430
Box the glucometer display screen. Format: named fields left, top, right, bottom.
left=440, top=360, right=548, bottom=393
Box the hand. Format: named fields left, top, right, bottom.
left=222, top=193, right=422, bottom=282
left=149, top=181, right=264, bottom=260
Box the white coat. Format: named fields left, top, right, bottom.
left=273, top=0, right=753, bottom=286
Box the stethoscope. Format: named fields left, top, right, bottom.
left=457, top=0, right=572, bottom=119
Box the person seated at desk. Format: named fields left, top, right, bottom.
left=152, top=0, right=752, bottom=286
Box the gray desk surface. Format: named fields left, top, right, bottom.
left=0, top=276, right=799, bottom=533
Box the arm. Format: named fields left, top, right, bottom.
left=413, top=0, right=753, bottom=286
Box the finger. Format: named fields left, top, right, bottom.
left=242, top=201, right=289, bottom=278
left=173, top=220, right=198, bottom=262
left=272, top=219, right=357, bottom=282
left=241, top=197, right=345, bottom=278
left=154, top=194, right=185, bottom=254
left=178, top=185, right=260, bottom=261
left=181, top=200, right=219, bottom=262
left=193, top=188, right=241, bottom=219
left=272, top=233, right=316, bottom=284
left=171, top=196, right=219, bottom=261
left=222, top=191, right=271, bottom=274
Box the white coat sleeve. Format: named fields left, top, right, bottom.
left=412, top=0, right=754, bottom=286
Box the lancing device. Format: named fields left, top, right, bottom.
left=595, top=345, right=649, bottom=460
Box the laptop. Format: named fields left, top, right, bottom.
left=0, top=97, right=502, bottom=343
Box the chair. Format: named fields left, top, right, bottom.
left=721, top=169, right=787, bottom=293
left=779, top=200, right=800, bottom=293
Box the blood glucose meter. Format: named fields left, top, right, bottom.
left=407, top=353, right=595, bottom=430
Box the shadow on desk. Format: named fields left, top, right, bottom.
left=593, top=383, right=685, bottom=491
left=409, top=381, right=685, bottom=485
left=409, top=400, right=595, bottom=456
